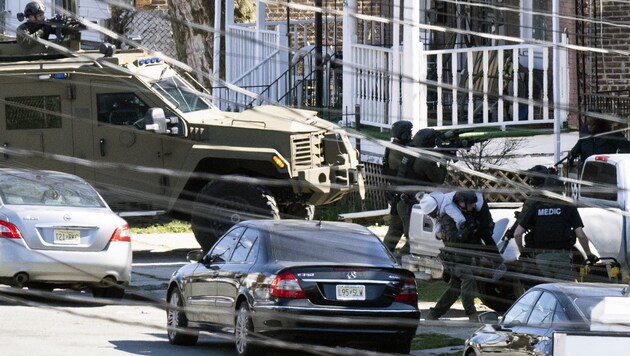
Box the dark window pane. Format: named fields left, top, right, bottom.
left=581, top=161, right=617, bottom=201
left=269, top=229, right=393, bottom=264
left=231, top=228, right=258, bottom=263
left=209, top=227, right=244, bottom=263
left=96, top=93, right=149, bottom=126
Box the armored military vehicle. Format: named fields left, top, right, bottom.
left=0, top=27, right=365, bottom=251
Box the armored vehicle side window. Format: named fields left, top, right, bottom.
left=97, top=93, right=149, bottom=127
left=151, top=76, right=211, bottom=113
left=5, top=96, right=62, bottom=130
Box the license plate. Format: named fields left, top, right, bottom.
left=54, top=229, right=80, bottom=245
left=336, top=284, right=365, bottom=300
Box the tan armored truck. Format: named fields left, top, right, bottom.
left=0, top=36, right=365, bottom=251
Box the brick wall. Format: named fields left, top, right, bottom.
left=598, top=2, right=630, bottom=93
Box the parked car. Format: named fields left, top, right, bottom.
left=166, top=219, right=420, bottom=355
left=0, top=169, right=132, bottom=298
left=464, top=282, right=627, bottom=356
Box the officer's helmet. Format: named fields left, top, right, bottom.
left=391, top=120, right=413, bottom=144
left=526, top=165, right=549, bottom=187
left=419, top=194, right=438, bottom=215
left=24, top=1, right=45, bottom=17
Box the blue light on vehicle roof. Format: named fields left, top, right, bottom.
left=52, top=73, right=68, bottom=79
left=139, top=59, right=145, bottom=65
left=150, top=58, right=156, bottom=63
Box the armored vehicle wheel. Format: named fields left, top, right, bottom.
left=476, top=279, right=519, bottom=314
left=282, top=203, right=315, bottom=219
left=191, top=180, right=280, bottom=251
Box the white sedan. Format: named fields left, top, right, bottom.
left=0, top=169, right=131, bottom=298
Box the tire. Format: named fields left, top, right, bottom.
left=235, top=303, right=262, bottom=356
left=191, top=180, right=280, bottom=252
left=476, top=279, right=519, bottom=314
left=166, top=287, right=199, bottom=346
left=282, top=203, right=315, bottom=219
left=92, top=286, right=125, bottom=299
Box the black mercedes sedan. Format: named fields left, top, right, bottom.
left=166, top=219, right=420, bottom=355
left=464, top=282, right=627, bottom=356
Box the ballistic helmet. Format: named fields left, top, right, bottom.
left=24, top=1, right=45, bottom=17
left=419, top=194, right=438, bottom=215
left=453, top=190, right=478, bottom=205
left=391, top=120, right=413, bottom=143
left=526, top=165, right=549, bottom=187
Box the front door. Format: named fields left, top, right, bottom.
left=85, top=81, right=167, bottom=212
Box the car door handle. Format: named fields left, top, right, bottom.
left=99, top=138, right=106, bottom=157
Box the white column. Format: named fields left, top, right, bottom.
left=277, top=24, right=289, bottom=104
left=213, top=0, right=222, bottom=84
left=225, top=0, right=234, bottom=82
left=402, top=0, right=422, bottom=129
left=391, top=0, right=401, bottom=126
left=342, top=0, right=357, bottom=125
left=256, top=1, right=266, bottom=65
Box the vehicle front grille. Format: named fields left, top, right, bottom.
left=291, top=132, right=325, bottom=173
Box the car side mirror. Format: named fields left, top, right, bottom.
left=144, top=108, right=168, bottom=134
left=479, top=311, right=500, bottom=325
left=186, top=249, right=204, bottom=263
left=143, top=108, right=179, bottom=135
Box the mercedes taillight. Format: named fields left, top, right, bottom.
left=394, top=275, right=418, bottom=305
left=270, top=271, right=306, bottom=299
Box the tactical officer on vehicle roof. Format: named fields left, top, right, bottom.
left=16, top=1, right=51, bottom=48
left=513, top=175, right=597, bottom=281
left=382, top=120, right=413, bottom=257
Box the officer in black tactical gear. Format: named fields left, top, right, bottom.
left=426, top=190, right=500, bottom=321
left=383, top=128, right=448, bottom=256
left=382, top=120, right=413, bottom=257
left=513, top=175, right=597, bottom=281
left=16, top=2, right=51, bottom=48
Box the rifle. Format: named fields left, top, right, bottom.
left=499, top=211, right=520, bottom=254
left=44, top=14, right=86, bottom=41
left=435, top=129, right=489, bottom=155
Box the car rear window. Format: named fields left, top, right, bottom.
left=268, top=229, right=394, bottom=264
left=0, top=174, right=105, bottom=207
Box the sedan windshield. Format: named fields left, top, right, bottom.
left=0, top=174, right=105, bottom=207
left=269, top=230, right=394, bottom=264
left=151, top=76, right=212, bottom=113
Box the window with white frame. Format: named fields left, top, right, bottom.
left=521, top=0, right=547, bottom=41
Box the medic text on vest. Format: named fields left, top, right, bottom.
left=537, top=208, right=562, bottom=216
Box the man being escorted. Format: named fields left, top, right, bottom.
left=513, top=175, right=597, bottom=281
left=423, top=190, right=500, bottom=321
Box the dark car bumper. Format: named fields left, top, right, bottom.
left=253, top=305, right=419, bottom=343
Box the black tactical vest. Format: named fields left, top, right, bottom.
left=525, top=202, right=576, bottom=249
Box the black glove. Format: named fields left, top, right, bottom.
left=586, top=254, right=599, bottom=265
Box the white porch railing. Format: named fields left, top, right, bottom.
left=344, top=35, right=569, bottom=131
